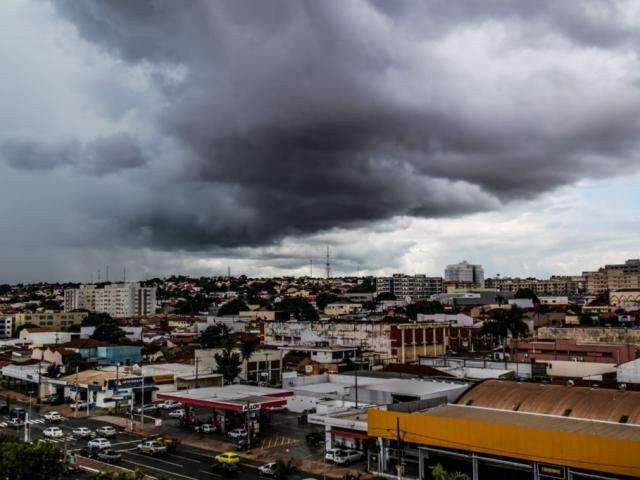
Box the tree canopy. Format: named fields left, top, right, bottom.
left=218, top=298, right=249, bottom=316
left=214, top=346, right=242, bottom=384
left=481, top=306, right=528, bottom=341
left=199, top=324, right=233, bottom=348
left=514, top=288, right=540, bottom=304
left=275, top=297, right=319, bottom=321
left=0, top=435, right=65, bottom=480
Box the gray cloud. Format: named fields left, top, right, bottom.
left=1, top=133, right=147, bottom=176
left=3, top=0, right=640, bottom=282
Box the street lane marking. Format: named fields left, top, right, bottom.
left=167, top=453, right=203, bottom=464
left=120, top=459, right=199, bottom=480
left=126, top=451, right=184, bottom=467
left=198, top=470, right=222, bottom=477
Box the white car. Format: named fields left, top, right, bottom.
left=158, top=400, right=181, bottom=410
left=44, top=411, right=63, bottom=422
left=325, top=448, right=345, bottom=463
left=258, top=462, right=279, bottom=478
left=333, top=449, right=364, bottom=466
left=88, top=438, right=111, bottom=450
left=72, top=427, right=93, bottom=438
left=70, top=402, right=89, bottom=410
left=227, top=428, right=248, bottom=440
left=168, top=409, right=185, bottom=418
left=201, top=424, right=216, bottom=433
left=95, top=426, right=117, bottom=438
left=43, top=426, right=64, bottom=438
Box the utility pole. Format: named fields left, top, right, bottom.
left=354, top=349, right=359, bottom=408
left=325, top=246, right=331, bottom=279
left=194, top=356, right=199, bottom=389
left=106, top=265, right=109, bottom=282
left=140, top=372, right=145, bottom=428
left=74, top=367, right=79, bottom=418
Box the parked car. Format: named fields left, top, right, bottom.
left=44, top=411, right=63, bottom=422
left=168, top=409, right=186, bottom=419
left=7, top=417, right=24, bottom=428
left=43, top=426, right=64, bottom=438
left=200, top=424, right=216, bottom=433
left=87, top=438, right=111, bottom=450
left=258, top=462, right=279, bottom=478
left=137, top=440, right=167, bottom=456
left=95, top=426, right=117, bottom=438
left=333, top=449, right=364, bottom=466
left=42, top=395, right=63, bottom=405
left=72, top=427, right=93, bottom=438
left=135, top=404, right=158, bottom=414
left=214, top=452, right=240, bottom=465
left=227, top=428, right=248, bottom=440
left=158, top=400, right=181, bottom=410
left=70, top=401, right=91, bottom=411
left=10, top=407, right=26, bottom=420
left=305, top=431, right=323, bottom=447
left=324, top=448, right=345, bottom=463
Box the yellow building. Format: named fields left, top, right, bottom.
left=368, top=380, right=640, bottom=480
left=13, top=311, right=87, bottom=331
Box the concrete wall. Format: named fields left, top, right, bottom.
left=538, top=327, right=640, bottom=345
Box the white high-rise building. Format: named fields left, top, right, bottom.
left=444, top=261, right=485, bottom=287
left=64, top=283, right=156, bottom=318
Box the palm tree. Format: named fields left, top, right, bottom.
left=239, top=337, right=258, bottom=382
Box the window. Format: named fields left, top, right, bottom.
left=247, top=362, right=257, bottom=371
left=562, top=409, right=572, bottom=417
left=620, top=415, right=629, bottom=424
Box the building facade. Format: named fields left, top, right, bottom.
left=444, top=261, right=484, bottom=287
left=485, top=276, right=582, bottom=296
left=0, top=315, right=12, bottom=338
left=13, top=311, right=87, bottom=331
left=508, top=338, right=635, bottom=364
left=583, top=259, right=640, bottom=294
left=64, top=283, right=156, bottom=318
left=375, top=275, right=444, bottom=298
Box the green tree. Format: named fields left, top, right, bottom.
left=239, top=336, right=258, bottom=363
left=431, top=463, right=470, bottom=480
left=13, top=323, right=38, bottom=338
left=0, top=435, right=65, bottom=480
left=376, top=292, right=397, bottom=301
left=64, top=353, right=91, bottom=373
left=81, top=312, right=114, bottom=326
left=214, top=346, right=242, bottom=384
left=481, top=306, right=528, bottom=344
left=514, top=288, right=540, bottom=304
left=275, top=297, right=319, bottom=321
left=199, top=324, right=233, bottom=348
left=91, top=323, right=127, bottom=344
left=218, top=298, right=250, bottom=316
left=315, top=292, right=343, bottom=311
left=91, top=470, right=147, bottom=480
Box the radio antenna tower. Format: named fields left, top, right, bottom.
left=309, top=259, right=313, bottom=278
left=325, top=246, right=331, bottom=279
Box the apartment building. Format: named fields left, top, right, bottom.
left=485, top=276, right=582, bottom=296
left=64, top=283, right=156, bottom=318
left=13, top=311, right=87, bottom=331
left=583, top=259, right=640, bottom=294
left=444, top=261, right=484, bottom=287
left=375, top=274, right=443, bottom=298
left=0, top=315, right=12, bottom=338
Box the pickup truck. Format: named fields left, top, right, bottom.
left=137, top=440, right=167, bottom=456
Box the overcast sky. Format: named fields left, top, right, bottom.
left=2, top=0, right=640, bottom=283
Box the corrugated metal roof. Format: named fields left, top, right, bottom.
left=428, top=404, right=640, bottom=441
left=456, top=379, right=640, bottom=424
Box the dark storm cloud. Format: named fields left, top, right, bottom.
left=1, top=133, right=147, bottom=176
left=38, top=0, right=640, bottom=251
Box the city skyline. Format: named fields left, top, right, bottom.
left=2, top=1, right=640, bottom=283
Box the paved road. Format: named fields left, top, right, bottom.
left=0, top=411, right=318, bottom=480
